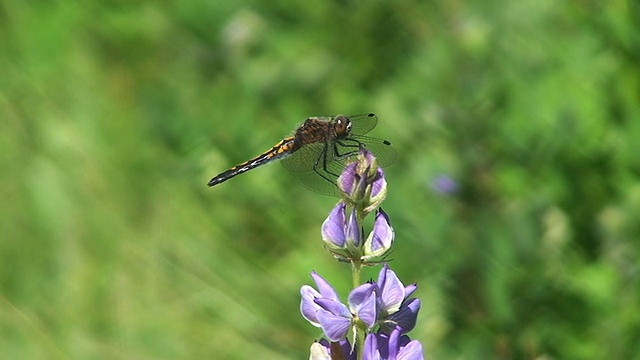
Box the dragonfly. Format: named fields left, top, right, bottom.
left=207, top=113, right=396, bottom=197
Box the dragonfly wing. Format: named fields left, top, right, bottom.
left=285, top=168, right=343, bottom=197
left=351, top=135, right=398, bottom=167
left=347, top=113, right=378, bottom=136
left=281, top=141, right=351, bottom=197
left=281, top=142, right=324, bottom=172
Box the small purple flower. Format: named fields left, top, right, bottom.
left=375, top=263, right=406, bottom=316
left=362, top=209, right=395, bottom=261
left=364, top=329, right=424, bottom=360
left=314, top=282, right=377, bottom=341
left=300, top=271, right=341, bottom=327
left=321, top=202, right=362, bottom=251
left=301, top=273, right=379, bottom=342
left=321, top=203, right=394, bottom=263
left=338, top=149, right=388, bottom=212
left=321, top=202, right=347, bottom=248
left=347, top=282, right=378, bottom=329
left=431, top=174, right=458, bottom=195
left=374, top=265, right=421, bottom=334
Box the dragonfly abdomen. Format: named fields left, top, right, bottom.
left=207, top=137, right=295, bottom=187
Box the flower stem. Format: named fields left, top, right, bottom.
left=351, top=260, right=365, bottom=360
left=351, top=259, right=362, bottom=289
left=356, top=327, right=365, bottom=360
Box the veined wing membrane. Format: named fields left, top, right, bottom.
left=351, top=135, right=397, bottom=167
left=346, top=113, right=378, bottom=136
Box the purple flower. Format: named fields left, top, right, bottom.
left=313, top=332, right=424, bottom=360
left=431, top=174, right=457, bottom=195
left=303, top=265, right=424, bottom=359
left=300, top=271, right=341, bottom=327
left=375, top=264, right=421, bottom=334
left=362, top=209, right=395, bottom=261
left=338, top=149, right=388, bottom=212
left=301, top=273, right=378, bottom=342
left=363, top=330, right=424, bottom=360
left=375, top=263, right=406, bottom=316
left=321, top=203, right=394, bottom=263
left=321, top=201, right=362, bottom=251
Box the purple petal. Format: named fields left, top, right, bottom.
left=377, top=264, right=405, bottom=314
left=322, top=202, right=346, bottom=247
left=345, top=208, right=362, bottom=247
left=316, top=308, right=352, bottom=342
left=364, top=210, right=394, bottom=259
left=362, top=333, right=381, bottom=360
left=338, top=162, right=358, bottom=195
left=370, top=167, right=387, bottom=198
left=377, top=263, right=387, bottom=285
left=301, top=272, right=342, bottom=326
left=373, top=332, right=390, bottom=359
left=300, top=285, right=323, bottom=325
left=404, top=284, right=418, bottom=299
left=358, top=290, right=378, bottom=329
left=397, top=340, right=424, bottom=360
left=311, top=271, right=340, bottom=301
left=387, top=328, right=401, bottom=360
left=348, top=283, right=375, bottom=308
left=362, top=148, right=376, bottom=165
left=390, top=298, right=421, bottom=333
left=371, top=209, right=394, bottom=252
left=315, top=298, right=351, bottom=318
left=348, top=283, right=377, bottom=329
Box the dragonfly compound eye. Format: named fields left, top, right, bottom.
left=334, top=115, right=349, bottom=136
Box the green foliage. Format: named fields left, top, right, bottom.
left=1, top=0, right=639, bottom=359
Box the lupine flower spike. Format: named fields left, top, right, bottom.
left=301, top=147, right=424, bottom=359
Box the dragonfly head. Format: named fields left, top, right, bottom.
left=333, top=114, right=352, bottom=138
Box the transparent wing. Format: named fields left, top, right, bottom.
left=281, top=142, right=325, bottom=172
left=281, top=141, right=347, bottom=196
left=285, top=167, right=344, bottom=197
left=350, top=135, right=397, bottom=167
left=346, top=113, right=378, bottom=136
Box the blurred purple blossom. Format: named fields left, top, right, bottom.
left=431, top=174, right=458, bottom=195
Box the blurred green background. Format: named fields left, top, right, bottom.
left=1, top=0, right=639, bottom=359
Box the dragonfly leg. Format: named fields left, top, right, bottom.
left=332, top=138, right=363, bottom=158
left=313, top=143, right=340, bottom=183
left=316, top=139, right=360, bottom=180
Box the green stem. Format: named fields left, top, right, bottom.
left=351, top=259, right=361, bottom=289
left=356, top=326, right=365, bottom=360
left=351, top=259, right=364, bottom=359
